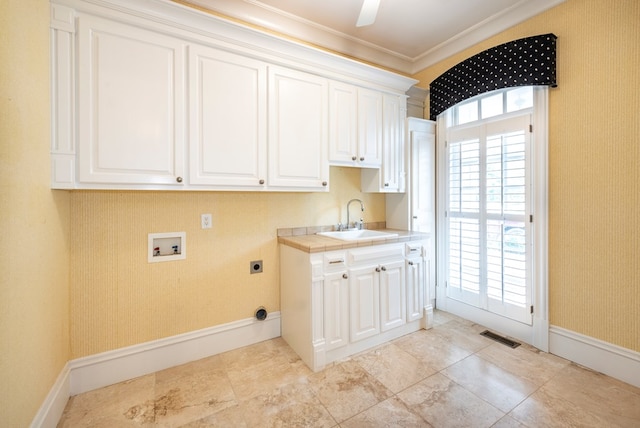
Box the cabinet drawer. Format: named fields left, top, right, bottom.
left=348, top=244, right=404, bottom=264
left=323, top=252, right=347, bottom=271
left=406, top=243, right=423, bottom=258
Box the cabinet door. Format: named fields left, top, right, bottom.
left=78, top=16, right=185, bottom=185
left=268, top=66, right=329, bottom=189
left=349, top=265, right=380, bottom=342
left=189, top=46, right=267, bottom=187
left=379, top=259, right=406, bottom=331
left=406, top=256, right=425, bottom=322
left=328, top=82, right=358, bottom=165
left=357, top=88, right=383, bottom=167
left=381, top=94, right=404, bottom=192
left=323, top=271, right=350, bottom=351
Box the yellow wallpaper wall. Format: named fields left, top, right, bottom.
left=1, top=0, right=71, bottom=425
left=413, top=0, right=640, bottom=352
left=70, top=167, right=385, bottom=357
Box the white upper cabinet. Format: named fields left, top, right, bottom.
left=189, top=45, right=267, bottom=188
left=328, top=82, right=382, bottom=168
left=361, top=93, right=406, bottom=193
left=328, top=82, right=358, bottom=165
left=357, top=88, right=383, bottom=167
left=77, top=15, right=186, bottom=186
left=50, top=0, right=417, bottom=191
left=268, top=66, right=329, bottom=190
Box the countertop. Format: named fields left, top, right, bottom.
left=277, top=228, right=429, bottom=253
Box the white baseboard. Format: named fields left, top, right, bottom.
left=32, top=312, right=281, bottom=427
left=30, top=363, right=70, bottom=428
left=549, top=325, right=640, bottom=389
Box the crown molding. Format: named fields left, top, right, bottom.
left=181, top=0, right=566, bottom=75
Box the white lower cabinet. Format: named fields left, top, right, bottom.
left=406, top=243, right=426, bottom=323
left=349, top=264, right=381, bottom=342
left=379, top=259, right=407, bottom=331
left=323, top=270, right=349, bottom=352
left=280, top=240, right=429, bottom=372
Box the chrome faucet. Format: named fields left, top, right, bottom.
left=346, top=199, right=365, bottom=230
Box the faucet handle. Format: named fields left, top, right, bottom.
left=337, top=222, right=343, bottom=231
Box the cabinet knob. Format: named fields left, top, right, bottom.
left=381, top=266, right=387, bottom=271
left=176, top=176, right=183, bottom=183
left=342, top=273, right=348, bottom=279
left=259, top=179, right=265, bottom=185
left=384, top=183, right=389, bottom=187
left=408, top=261, right=414, bottom=266
left=352, top=156, right=357, bottom=161
left=360, top=157, right=365, bottom=161
left=322, top=181, right=327, bottom=187
left=375, top=267, right=381, bottom=272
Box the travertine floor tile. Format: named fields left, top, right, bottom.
left=152, top=356, right=236, bottom=427
left=393, top=328, right=472, bottom=370
left=59, top=374, right=155, bottom=427
left=397, top=373, right=505, bottom=428
left=341, top=396, right=432, bottom=428
left=442, top=354, right=537, bottom=412
left=308, top=360, right=393, bottom=423
left=354, top=342, right=437, bottom=393
left=476, top=341, right=569, bottom=386
left=241, top=383, right=336, bottom=428
left=509, top=386, right=614, bottom=427
left=180, top=404, right=247, bottom=427
left=539, top=363, right=640, bottom=427
left=57, top=310, right=640, bottom=428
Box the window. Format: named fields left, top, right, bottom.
left=444, top=87, right=533, bottom=325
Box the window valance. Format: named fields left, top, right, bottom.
left=429, top=33, right=557, bottom=120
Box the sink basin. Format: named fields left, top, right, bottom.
left=317, top=229, right=398, bottom=241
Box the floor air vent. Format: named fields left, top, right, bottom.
left=480, top=330, right=521, bottom=348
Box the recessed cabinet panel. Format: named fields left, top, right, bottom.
left=323, top=271, right=349, bottom=351
left=349, top=265, right=380, bottom=342
left=361, top=93, right=406, bottom=193
left=328, top=82, right=358, bottom=165
left=406, top=256, right=425, bottom=322
left=380, top=260, right=406, bottom=331
left=78, top=16, right=185, bottom=185
left=357, top=88, right=383, bottom=167
left=268, top=66, right=329, bottom=189
left=382, top=94, right=403, bottom=191
left=189, top=46, right=267, bottom=187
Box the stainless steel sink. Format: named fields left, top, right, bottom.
left=317, top=229, right=398, bottom=241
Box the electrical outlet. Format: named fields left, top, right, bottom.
left=201, top=213, right=212, bottom=229
left=250, top=260, right=263, bottom=274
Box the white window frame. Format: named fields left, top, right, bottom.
left=436, top=87, right=549, bottom=351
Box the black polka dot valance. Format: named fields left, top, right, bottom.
left=429, top=33, right=557, bottom=120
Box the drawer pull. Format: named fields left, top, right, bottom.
left=328, top=259, right=344, bottom=264
left=342, top=273, right=348, bottom=279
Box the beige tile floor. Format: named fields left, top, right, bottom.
left=58, top=311, right=640, bottom=427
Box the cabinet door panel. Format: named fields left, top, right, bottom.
left=268, top=67, right=328, bottom=189
left=324, top=272, right=349, bottom=351
left=189, top=46, right=267, bottom=186
left=382, top=94, right=403, bottom=191
left=406, top=257, right=425, bottom=322
left=328, top=82, right=358, bottom=165
left=357, top=88, right=382, bottom=167
left=349, top=265, right=380, bottom=342
left=380, top=260, right=406, bottom=331
left=78, top=16, right=185, bottom=184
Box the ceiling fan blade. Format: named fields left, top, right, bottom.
left=356, top=0, right=380, bottom=27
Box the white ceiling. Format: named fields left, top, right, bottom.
left=181, top=0, right=564, bottom=74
